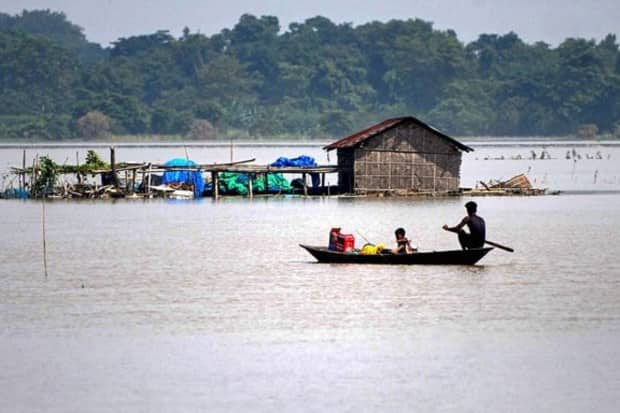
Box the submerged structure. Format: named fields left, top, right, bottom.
left=324, top=116, right=473, bottom=195
left=2, top=149, right=339, bottom=200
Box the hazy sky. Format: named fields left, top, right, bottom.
left=2, top=0, right=619, bottom=46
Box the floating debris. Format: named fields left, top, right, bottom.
left=465, top=173, right=554, bottom=196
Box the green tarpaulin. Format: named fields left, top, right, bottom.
left=216, top=172, right=292, bottom=195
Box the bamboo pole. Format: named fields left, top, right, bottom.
left=21, top=149, right=26, bottom=191
left=31, top=156, right=37, bottom=196
left=42, top=198, right=48, bottom=278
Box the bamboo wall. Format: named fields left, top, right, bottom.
left=337, top=121, right=462, bottom=193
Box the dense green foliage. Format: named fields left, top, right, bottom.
left=0, top=9, right=106, bottom=64
left=31, top=155, right=58, bottom=197
left=1, top=10, right=619, bottom=139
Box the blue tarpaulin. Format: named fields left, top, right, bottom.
left=270, top=155, right=320, bottom=187
left=162, top=158, right=205, bottom=198
left=270, top=155, right=317, bottom=168
left=1, top=188, right=29, bottom=199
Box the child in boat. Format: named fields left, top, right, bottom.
left=393, top=227, right=416, bottom=254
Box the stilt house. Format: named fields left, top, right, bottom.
left=324, top=116, right=473, bottom=194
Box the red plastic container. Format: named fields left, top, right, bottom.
left=336, top=233, right=355, bottom=252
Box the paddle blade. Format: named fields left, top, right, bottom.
left=484, top=240, right=514, bottom=252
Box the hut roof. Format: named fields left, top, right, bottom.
left=323, top=116, right=474, bottom=152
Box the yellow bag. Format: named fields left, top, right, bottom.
left=360, top=243, right=385, bottom=255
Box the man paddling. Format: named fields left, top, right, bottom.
left=443, top=201, right=486, bottom=250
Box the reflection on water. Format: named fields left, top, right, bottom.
left=1, top=143, right=620, bottom=412
left=2, top=195, right=619, bottom=333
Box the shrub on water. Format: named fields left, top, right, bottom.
left=32, top=156, right=58, bottom=197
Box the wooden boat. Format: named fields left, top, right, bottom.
left=299, top=244, right=493, bottom=265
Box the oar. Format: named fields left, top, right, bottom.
left=484, top=240, right=514, bottom=253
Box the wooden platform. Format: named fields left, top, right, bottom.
left=10, top=154, right=343, bottom=199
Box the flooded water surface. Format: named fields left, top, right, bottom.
left=1, top=142, right=620, bottom=412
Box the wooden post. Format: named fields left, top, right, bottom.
left=302, top=172, right=308, bottom=196
left=140, top=169, right=145, bottom=195
left=21, top=149, right=26, bottom=191
left=76, top=151, right=82, bottom=184
left=41, top=196, right=48, bottom=278
left=147, top=164, right=152, bottom=197
left=131, top=169, right=136, bottom=194
left=321, top=172, right=326, bottom=195
left=211, top=171, right=219, bottom=199
left=110, top=146, right=119, bottom=188
left=31, top=156, right=37, bottom=197
left=110, top=146, right=115, bottom=180
left=248, top=176, right=253, bottom=198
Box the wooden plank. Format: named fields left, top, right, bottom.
left=14, top=162, right=341, bottom=176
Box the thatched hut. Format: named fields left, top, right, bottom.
left=324, top=116, right=473, bottom=194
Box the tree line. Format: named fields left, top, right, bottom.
left=1, top=9, right=619, bottom=140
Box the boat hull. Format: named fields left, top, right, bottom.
left=300, top=245, right=492, bottom=265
